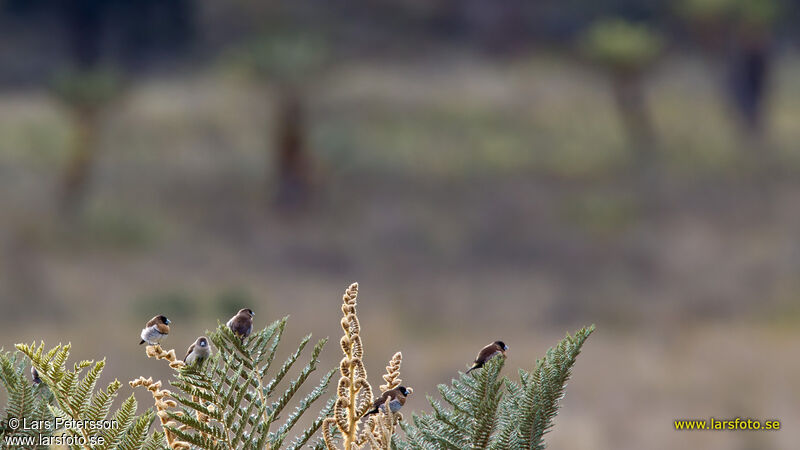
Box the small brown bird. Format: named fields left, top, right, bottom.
left=183, top=336, right=212, bottom=366
left=465, top=340, right=508, bottom=374
left=139, top=315, right=171, bottom=345
left=226, top=308, right=254, bottom=338
left=363, top=386, right=412, bottom=416
left=31, top=366, right=41, bottom=385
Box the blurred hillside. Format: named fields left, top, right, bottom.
left=1, top=1, right=800, bottom=449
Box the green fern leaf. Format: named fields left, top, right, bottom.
left=166, top=318, right=333, bottom=450
left=398, top=325, right=594, bottom=450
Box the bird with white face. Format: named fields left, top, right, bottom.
left=183, top=336, right=211, bottom=366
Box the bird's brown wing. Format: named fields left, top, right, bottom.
left=184, top=343, right=196, bottom=361
left=371, top=390, right=392, bottom=409
left=475, top=344, right=499, bottom=363
left=155, top=323, right=170, bottom=334
left=145, top=316, right=161, bottom=327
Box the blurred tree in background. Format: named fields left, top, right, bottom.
left=50, top=68, right=121, bottom=216
left=237, top=33, right=328, bottom=209
left=678, top=0, right=780, bottom=144
left=580, top=19, right=663, bottom=170
left=1, top=0, right=195, bottom=216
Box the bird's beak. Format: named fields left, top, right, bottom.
left=406, top=387, right=413, bottom=394
left=166, top=319, right=171, bottom=324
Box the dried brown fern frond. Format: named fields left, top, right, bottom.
left=133, top=344, right=214, bottom=448
left=129, top=376, right=190, bottom=449
left=366, top=401, right=399, bottom=450
left=324, top=282, right=375, bottom=450
left=367, top=352, right=408, bottom=449
left=380, top=352, right=402, bottom=392
left=145, top=344, right=185, bottom=370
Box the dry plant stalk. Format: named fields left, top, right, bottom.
left=380, top=352, right=402, bottom=392
left=324, top=282, right=374, bottom=450
left=145, top=343, right=185, bottom=370
left=367, top=352, right=406, bottom=449
left=131, top=344, right=213, bottom=448
left=129, top=376, right=190, bottom=450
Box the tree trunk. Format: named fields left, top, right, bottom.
left=729, top=31, right=771, bottom=139
left=611, top=73, right=656, bottom=170
left=272, top=86, right=311, bottom=209
left=59, top=110, right=99, bottom=217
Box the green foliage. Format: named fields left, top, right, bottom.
left=505, top=325, right=595, bottom=449
left=581, top=19, right=663, bottom=73
left=236, top=33, right=328, bottom=82
left=0, top=350, right=54, bottom=449
left=398, top=325, right=595, bottom=450
left=679, top=0, right=780, bottom=26
left=166, top=317, right=335, bottom=449
left=50, top=68, right=122, bottom=113
left=5, top=317, right=591, bottom=449
left=678, top=0, right=737, bottom=21
left=735, top=0, right=780, bottom=27
left=15, top=342, right=156, bottom=449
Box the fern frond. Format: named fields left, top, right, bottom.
left=272, top=367, right=335, bottom=449
left=17, top=342, right=153, bottom=449
left=117, top=408, right=156, bottom=450
left=405, top=356, right=505, bottom=450
left=96, top=394, right=138, bottom=450
left=0, top=350, right=54, bottom=448
left=398, top=325, right=595, bottom=450
left=161, top=317, right=333, bottom=450
left=287, top=396, right=336, bottom=450
left=267, top=338, right=327, bottom=426
left=263, top=333, right=311, bottom=396
left=514, top=325, right=595, bottom=450
left=70, top=359, right=106, bottom=417
left=86, top=375, right=121, bottom=423
left=143, top=430, right=166, bottom=450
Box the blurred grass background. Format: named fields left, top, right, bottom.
left=2, top=1, right=800, bottom=449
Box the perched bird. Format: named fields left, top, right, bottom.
left=363, top=386, right=412, bottom=417
left=139, top=315, right=171, bottom=345
left=226, top=308, right=254, bottom=338
left=465, top=340, right=508, bottom=374
left=183, top=336, right=212, bottom=366
left=31, top=366, right=41, bottom=385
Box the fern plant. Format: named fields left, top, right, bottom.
left=141, top=317, right=336, bottom=449
left=1, top=350, right=54, bottom=449
left=15, top=342, right=162, bottom=449
left=4, top=283, right=595, bottom=450
left=398, top=325, right=595, bottom=450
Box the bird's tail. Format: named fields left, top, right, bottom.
left=465, top=365, right=478, bottom=374
left=359, top=409, right=377, bottom=420
left=139, top=340, right=145, bottom=345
